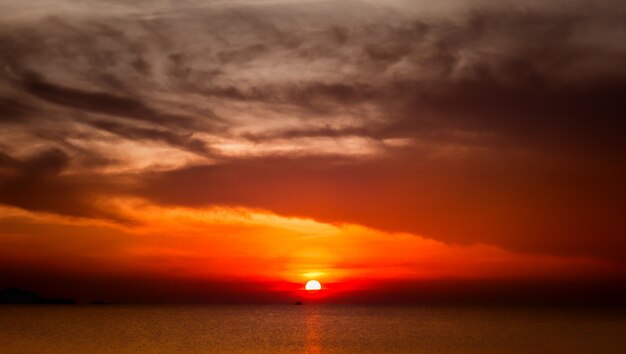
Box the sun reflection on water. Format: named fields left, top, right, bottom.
left=304, top=307, right=322, bottom=354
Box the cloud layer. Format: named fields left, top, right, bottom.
left=1, top=0, right=626, bottom=260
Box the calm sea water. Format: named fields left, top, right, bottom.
left=1, top=305, right=625, bottom=353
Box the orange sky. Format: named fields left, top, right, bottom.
left=1, top=199, right=623, bottom=302
left=1, top=0, right=626, bottom=303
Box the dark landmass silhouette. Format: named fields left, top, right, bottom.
left=294, top=300, right=303, bottom=305
left=0, top=288, right=76, bottom=304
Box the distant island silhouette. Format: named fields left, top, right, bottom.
left=0, top=288, right=76, bottom=304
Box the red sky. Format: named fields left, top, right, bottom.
left=1, top=0, right=625, bottom=303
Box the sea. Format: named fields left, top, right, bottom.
left=1, top=305, right=625, bottom=353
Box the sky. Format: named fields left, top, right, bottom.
left=1, top=0, right=625, bottom=303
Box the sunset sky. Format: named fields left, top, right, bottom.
left=1, top=0, right=625, bottom=304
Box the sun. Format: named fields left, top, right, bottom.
left=305, top=279, right=322, bottom=291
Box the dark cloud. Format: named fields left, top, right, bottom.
left=0, top=149, right=129, bottom=222
left=0, top=152, right=19, bottom=170
left=20, top=73, right=206, bottom=129
left=136, top=154, right=626, bottom=260
left=0, top=97, right=29, bottom=122
left=240, top=125, right=376, bottom=142
left=89, top=120, right=212, bottom=156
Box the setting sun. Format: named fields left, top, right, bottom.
left=2, top=0, right=626, bottom=351
left=305, top=280, right=322, bottom=291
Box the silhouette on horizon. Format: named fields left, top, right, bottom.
left=0, top=288, right=76, bottom=304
